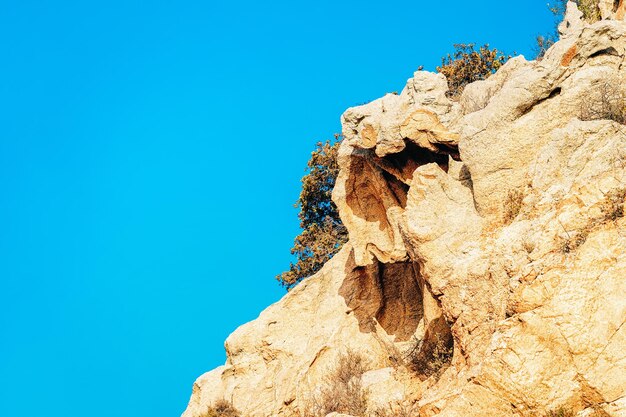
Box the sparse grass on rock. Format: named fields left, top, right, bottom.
left=405, top=334, right=453, bottom=380
left=503, top=188, right=525, bottom=225
left=372, top=400, right=420, bottom=417
left=580, top=81, right=626, bottom=125
left=300, top=350, right=368, bottom=417
left=545, top=407, right=575, bottom=417
left=560, top=186, right=626, bottom=253
left=576, top=0, right=602, bottom=22
left=202, top=399, right=240, bottom=417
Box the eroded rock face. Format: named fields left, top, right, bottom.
left=182, top=246, right=426, bottom=417
left=183, top=3, right=626, bottom=416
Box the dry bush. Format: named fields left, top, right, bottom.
left=560, top=187, right=626, bottom=253
left=548, top=0, right=601, bottom=22
left=534, top=1, right=564, bottom=60
left=560, top=223, right=592, bottom=254
left=203, top=399, right=240, bottom=417
left=503, top=189, right=524, bottom=225
left=522, top=237, right=536, bottom=254
left=580, top=81, right=626, bottom=125
left=546, top=407, right=575, bottom=417
left=535, top=34, right=557, bottom=60
left=437, top=44, right=510, bottom=99
left=301, top=350, right=368, bottom=417
left=600, top=187, right=626, bottom=221
left=405, top=334, right=453, bottom=379
left=373, top=400, right=420, bottom=417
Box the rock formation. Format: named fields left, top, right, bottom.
left=182, top=2, right=626, bottom=416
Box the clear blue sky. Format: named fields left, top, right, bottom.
left=0, top=1, right=554, bottom=416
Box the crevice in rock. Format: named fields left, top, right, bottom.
left=339, top=250, right=422, bottom=342
left=406, top=276, right=454, bottom=380
left=433, top=142, right=461, bottom=161
left=589, top=47, right=619, bottom=59
left=369, top=140, right=454, bottom=184
left=519, top=87, right=562, bottom=116
left=343, top=141, right=455, bottom=239
left=345, top=156, right=395, bottom=233
left=381, top=170, right=409, bottom=208
left=613, top=0, right=622, bottom=13
left=339, top=250, right=455, bottom=381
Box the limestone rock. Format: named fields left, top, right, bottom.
left=333, top=71, right=461, bottom=267
left=181, top=246, right=422, bottom=417
left=361, top=367, right=405, bottom=410
left=183, top=5, right=626, bottom=417
left=559, top=2, right=585, bottom=37
left=599, top=0, right=626, bottom=20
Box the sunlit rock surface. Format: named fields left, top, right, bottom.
left=183, top=3, right=626, bottom=416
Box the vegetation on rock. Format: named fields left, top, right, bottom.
left=542, top=408, right=574, bottom=417
left=277, top=136, right=348, bottom=289
left=300, top=350, right=368, bottom=417
left=549, top=0, right=601, bottom=22
left=579, top=80, right=626, bottom=125
left=503, top=188, right=525, bottom=225
left=404, top=334, right=453, bottom=380
left=202, top=400, right=240, bottom=417
left=534, top=1, right=568, bottom=59
left=535, top=0, right=602, bottom=59
left=575, top=0, right=602, bottom=22
left=561, top=185, right=626, bottom=253
left=436, top=43, right=510, bottom=98
left=372, top=401, right=420, bottom=417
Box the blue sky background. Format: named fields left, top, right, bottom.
left=0, top=1, right=555, bottom=416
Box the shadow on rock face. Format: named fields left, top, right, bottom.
left=339, top=249, right=455, bottom=379
left=344, top=155, right=398, bottom=234
left=339, top=249, right=423, bottom=342
left=408, top=316, right=454, bottom=380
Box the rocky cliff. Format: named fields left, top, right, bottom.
left=182, top=3, right=626, bottom=416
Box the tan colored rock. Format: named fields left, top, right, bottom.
left=399, top=109, right=459, bottom=156
left=559, top=2, right=585, bottom=37
left=598, top=0, right=626, bottom=20
left=331, top=144, right=409, bottom=266
left=183, top=5, right=626, bottom=417
left=181, top=246, right=422, bottom=417
left=361, top=367, right=405, bottom=410
left=457, top=18, right=626, bottom=217
left=333, top=71, right=461, bottom=267
left=341, top=71, right=458, bottom=159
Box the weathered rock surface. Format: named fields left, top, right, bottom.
left=183, top=3, right=626, bottom=416
left=182, top=246, right=424, bottom=417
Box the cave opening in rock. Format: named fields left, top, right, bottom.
left=589, top=47, right=618, bottom=59
left=405, top=314, right=454, bottom=380
left=381, top=170, right=409, bottom=208
left=361, top=139, right=459, bottom=210
left=375, top=140, right=454, bottom=182
left=339, top=250, right=454, bottom=380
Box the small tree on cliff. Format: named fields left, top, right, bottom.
left=276, top=135, right=348, bottom=289
left=437, top=43, right=510, bottom=98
